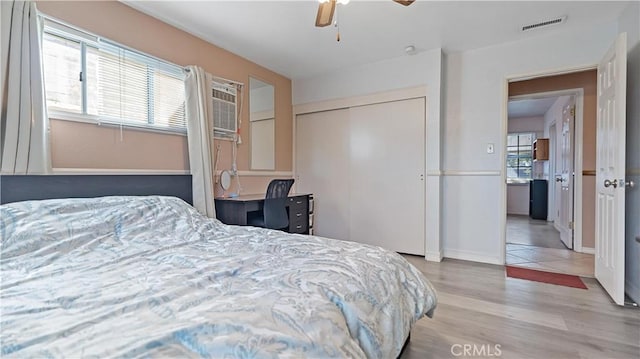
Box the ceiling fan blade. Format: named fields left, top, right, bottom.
left=315, top=0, right=336, bottom=27
left=393, top=0, right=415, bottom=6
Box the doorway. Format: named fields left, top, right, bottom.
left=504, top=70, right=597, bottom=277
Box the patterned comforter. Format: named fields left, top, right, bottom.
left=0, top=196, right=436, bottom=358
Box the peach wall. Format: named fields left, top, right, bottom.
left=38, top=1, right=293, bottom=194
left=50, top=119, right=189, bottom=170
left=509, top=70, right=597, bottom=249
left=213, top=176, right=276, bottom=199
left=509, top=70, right=597, bottom=170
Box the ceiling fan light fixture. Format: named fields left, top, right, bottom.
left=315, top=0, right=336, bottom=27
left=317, top=0, right=411, bottom=30
left=393, top=0, right=415, bottom=5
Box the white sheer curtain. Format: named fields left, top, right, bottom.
left=0, top=1, right=50, bottom=174
left=184, top=65, right=216, bottom=217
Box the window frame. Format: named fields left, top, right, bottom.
left=42, top=17, right=187, bottom=135
left=506, top=132, right=535, bottom=184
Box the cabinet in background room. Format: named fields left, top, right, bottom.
left=533, top=138, right=549, bottom=161
left=529, top=179, right=548, bottom=220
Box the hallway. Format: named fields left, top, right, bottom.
left=506, top=215, right=594, bottom=277
left=506, top=215, right=566, bottom=249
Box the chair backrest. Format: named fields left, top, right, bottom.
left=265, top=179, right=295, bottom=199
left=263, top=179, right=295, bottom=230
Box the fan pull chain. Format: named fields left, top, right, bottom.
left=334, top=4, right=340, bottom=42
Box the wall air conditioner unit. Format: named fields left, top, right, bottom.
left=212, top=82, right=237, bottom=139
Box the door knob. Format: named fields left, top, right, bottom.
left=624, top=180, right=636, bottom=188
left=604, top=179, right=618, bottom=188
left=555, top=177, right=563, bottom=182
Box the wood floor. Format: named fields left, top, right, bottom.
left=506, top=215, right=566, bottom=249
left=400, top=256, right=640, bottom=359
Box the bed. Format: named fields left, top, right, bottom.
left=0, top=175, right=437, bottom=358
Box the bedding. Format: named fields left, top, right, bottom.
left=0, top=196, right=436, bottom=358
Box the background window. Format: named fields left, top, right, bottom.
left=507, top=133, right=534, bottom=181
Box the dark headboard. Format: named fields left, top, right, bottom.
left=0, top=175, right=193, bottom=205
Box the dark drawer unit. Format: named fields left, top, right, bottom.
left=308, top=195, right=314, bottom=235
left=214, top=193, right=312, bottom=235
left=288, top=195, right=309, bottom=234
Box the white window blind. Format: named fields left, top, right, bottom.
left=42, top=18, right=186, bottom=132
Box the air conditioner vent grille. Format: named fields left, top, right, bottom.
left=521, top=16, right=566, bottom=32
left=212, top=82, right=237, bottom=138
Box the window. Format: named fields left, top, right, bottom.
left=42, top=19, right=186, bottom=133
left=507, top=133, right=534, bottom=182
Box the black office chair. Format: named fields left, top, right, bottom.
left=247, top=179, right=295, bottom=230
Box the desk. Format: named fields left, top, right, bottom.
left=215, top=194, right=313, bottom=234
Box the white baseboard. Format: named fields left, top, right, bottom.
left=625, top=278, right=640, bottom=305
left=216, top=170, right=293, bottom=177
left=581, top=247, right=595, bottom=254
left=507, top=211, right=529, bottom=216
left=52, top=168, right=189, bottom=175
left=441, top=170, right=501, bottom=176
left=52, top=168, right=293, bottom=177
left=425, top=251, right=443, bottom=262
left=443, top=249, right=503, bottom=265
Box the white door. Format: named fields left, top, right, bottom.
left=295, top=109, right=351, bottom=240
left=549, top=123, right=560, bottom=223
left=595, top=33, right=627, bottom=306
left=348, top=98, right=425, bottom=255
left=558, top=98, right=575, bottom=249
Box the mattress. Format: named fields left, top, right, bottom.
left=0, top=196, right=436, bottom=358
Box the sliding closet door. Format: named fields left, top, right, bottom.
left=296, top=109, right=350, bottom=240
left=349, top=98, right=425, bottom=255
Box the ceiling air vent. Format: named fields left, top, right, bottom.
left=521, top=16, right=567, bottom=32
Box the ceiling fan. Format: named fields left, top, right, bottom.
left=315, top=0, right=415, bottom=28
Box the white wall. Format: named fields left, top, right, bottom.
left=293, top=48, right=441, bottom=105
left=294, top=19, right=620, bottom=265
left=506, top=184, right=529, bottom=216
left=441, top=21, right=618, bottom=264
left=293, top=48, right=444, bottom=262
left=619, top=1, right=640, bottom=304
left=506, top=116, right=545, bottom=215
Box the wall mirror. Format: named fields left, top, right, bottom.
left=249, top=77, right=275, bottom=170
